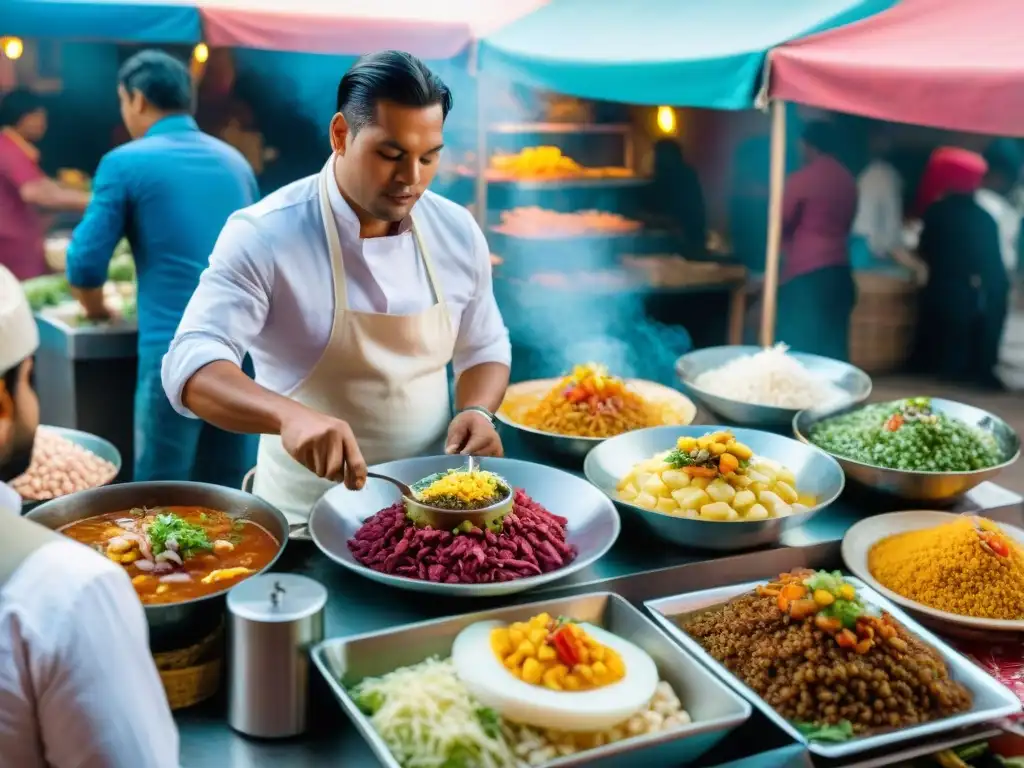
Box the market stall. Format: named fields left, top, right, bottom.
left=759, top=0, right=1024, bottom=348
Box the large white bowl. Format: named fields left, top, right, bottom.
left=308, top=455, right=620, bottom=597
left=584, top=425, right=844, bottom=552
left=842, top=510, right=1024, bottom=637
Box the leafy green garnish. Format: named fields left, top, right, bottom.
left=793, top=719, right=855, bottom=742
left=803, top=570, right=845, bottom=593
left=665, top=449, right=695, bottom=468
left=146, top=513, right=212, bottom=558
left=352, top=689, right=385, bottom=715
left=475, top=707, right=502, bottom=740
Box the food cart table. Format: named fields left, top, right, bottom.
left=175, top=471, right=1023, bottom=767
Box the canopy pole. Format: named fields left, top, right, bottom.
left=759, top=99, right=787, bottom=347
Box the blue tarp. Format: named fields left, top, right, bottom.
left=479, top=0, right=898, bottom=109
left=3, top=0, right=202, bottom=44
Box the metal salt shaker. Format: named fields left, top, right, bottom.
left=227, top=573, right=328, bottom=738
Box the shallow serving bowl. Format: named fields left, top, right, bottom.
left=27, top=481, right=288, bottom=651
left=645, top=578, right=1022, bottom=759
left=794, top=398, right=1021, bottom=502
left=19, top=425, right=122, bottom=513
left=584, top=425, right=844, bottom=552
left=843, top=510, right=1024, bottom=639
left=675, top=346, right=871, bottom=428
left=496, top=378, right=696, bottom=467
left=312, top=592, right=751, bottom=768
left=308, top=455, right=620, bottom=597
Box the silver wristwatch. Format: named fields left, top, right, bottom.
left=459, top=405, right=496, bottom=425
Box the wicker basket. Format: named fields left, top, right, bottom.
left=849, top=271, right=919, bottom=374
left=153, top=622, right=224, bottom=711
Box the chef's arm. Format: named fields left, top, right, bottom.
left=66, top=155, right=128, bottom=317
left=180, top=360, right=305, bottom=435
left=20, top=177, right=91, bottom=212
left=455, top=362, right=509, bottom=414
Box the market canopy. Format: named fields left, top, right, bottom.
left=768, top=0, right=1024, bottom=136
left=4, top=0, right=201, bottom=43
left=477, top=0, right=896, bottom=110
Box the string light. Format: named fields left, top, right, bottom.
left=2, top=37, right=24, bottom=61
left=656, top=106, right=676, bottom=135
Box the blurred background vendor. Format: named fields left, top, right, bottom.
left=776, top=121, right=858, bottom=361
left=645, top=139, right=707, bottom=257
left=66, top=50, right=259, bottom=485
left=0, top=89, right=90, bottom=280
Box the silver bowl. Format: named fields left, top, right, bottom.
left=794, top=398, right=1021, bottom=502
left=675, top=346, right=871, bottom=428
left=308, top=455, right=621, bottom=596
left=27, top=481, right=289, bottom=651
left=18, top=425, right=122, bottom=513
left=496, top=377, right=697, bottom=467
left=583, top=425, right=844, bottom=551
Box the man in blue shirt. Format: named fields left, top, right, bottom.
left=67, top=50, right=258, bottom=486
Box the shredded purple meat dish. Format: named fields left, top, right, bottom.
left=347, top=489, right=577, bottom=584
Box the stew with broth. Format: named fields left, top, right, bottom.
left=60, top=506, right=280, bottom=604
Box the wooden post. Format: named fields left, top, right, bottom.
left=759, top=99, right=787, bottom=347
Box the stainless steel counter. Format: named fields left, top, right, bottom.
left=175, top=478, right=1023, bottom=768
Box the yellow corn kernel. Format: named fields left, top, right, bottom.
left=156, top=584, right=170, bottom=595
left=814, top=589, right=835, bottom=606
left=508, top=626, right=525, bottom=646
left=521, top=658, right=543, bottom=685
left=589, top=645, right=606, bottom=662
left=504, top=651, right=523, bottom=670
left=709, top=442, right=727, bottom=455
left=528, top=628, right=547, bottom=646
left=537, top=644, right=557, bottom=662
left=576, top=664, right=594, bottom=682
left=839, top=584, right=856, bottom=601
left=676, top=437, right=697, bottom=452
left=696, top=435, right=713, bottom=449
left=531, top=613, right=551, bottom=627
left=727, top=442, right=754, bottom=460
left=121, top=551, right=139, bottom=564
left=592, top=660, right=608, bottom=677
left=606, top=653, right=625, bottom=677
left=131, top=574, right=150, bottom=586
left=564, top=674, right=582, bottom=691
left=577, top=645, right=590, bottom=664
left=516, top=640, right=536, bottom=658
left=491, top=629, right=512, bottom=657
left=542, top=665, right=568, bottom=690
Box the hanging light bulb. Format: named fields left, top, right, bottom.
left=2, top=37, right=24, bottom=61
left=656, top=106, right=676, bottom=135
left=193, top=43, right=209, bottom=64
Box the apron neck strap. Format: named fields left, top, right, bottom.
left=318, top=165, right=448, bottom=312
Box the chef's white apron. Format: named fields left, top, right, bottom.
left=252, top=165, right=455, bottom=523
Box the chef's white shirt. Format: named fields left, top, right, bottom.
left=0, top=493, right=180, bottom=768
left=162, top=162, right=511, bottom=416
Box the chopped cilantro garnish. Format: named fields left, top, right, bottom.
left=146, top=513, right=212, bottom=558
left=475, top=707, right=501, bottom=739
left=666, top=449, right=696, bottom=468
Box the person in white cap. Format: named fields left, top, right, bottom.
left=0, top=265, right=180, bottom=768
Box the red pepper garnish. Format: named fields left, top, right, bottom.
left=884, top=413, right=904, bottom=432
left=980, top=530, right=1011, bottom=558
left=565, top=386, right=587, bottom=404
left=549, top=625, right=581, bottom=666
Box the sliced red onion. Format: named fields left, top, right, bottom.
left=115, top=518, right=136, bottom=528
left=159, top=573, right=192, bottom=584
left=164, top=537, right=178, bottom=552
left=156, top=550, right=182, bottom=566
left=153, top=561, right=174, bottom=574
left=134, top=560, right=155, bottom=572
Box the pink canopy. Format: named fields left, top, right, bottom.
left=768, top=0, right=1024, bottom=136
left=196, top=0, right=548, bottom=58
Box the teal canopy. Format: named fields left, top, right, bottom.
left=4, top=0, right=201, bottom=44
left=478, top=0, right=897, bottom=109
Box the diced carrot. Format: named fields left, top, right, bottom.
left=815, top=615, right=842, bottom=633
left=789, top=599, right=819, bottom=620
left=836, top=629, right=857, bottom=649
left=718, top=453, right=739, bottom=475
left=781, top=583, right=807, bottom=600
left=683, top=466, right=718, bottom=478
left=777, top=594, right=790, bottom=613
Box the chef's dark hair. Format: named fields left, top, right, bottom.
left=118, top=49, right=193, bottom=114
left=336, top=50, right=452, bottom=134
left=0, top=89, right=44, bottom=129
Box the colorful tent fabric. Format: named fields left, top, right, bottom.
left=768, top=0, right=1024, bottom=136
left=4, top=0, right=202, bottom=43
left=478, top=0, right=896, bottom=109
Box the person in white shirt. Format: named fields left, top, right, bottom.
left=0, top=264, right=179, bottom=768
left=162, top=51, right=511, bottom=524
left=850, top=126, right=906, bottom=267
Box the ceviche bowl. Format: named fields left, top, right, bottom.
left=585, top=425, right=844, bottom=552
left=309, top=455, right=620, bottom=597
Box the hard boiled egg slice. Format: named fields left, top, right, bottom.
left=451, top=620, right=659, bottom=732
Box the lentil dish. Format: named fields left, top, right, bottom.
left=682, top=570, right=973, bottom=739
left=868, top=516, right=1024, bottom=621
left=499, top=363, right=690, bottom=439
left=61, top=507, right=280, bottom=604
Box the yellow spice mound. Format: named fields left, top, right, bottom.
left=418, top=470, right=504, bottom=509
left=868, top=517, right=1024, bottom=620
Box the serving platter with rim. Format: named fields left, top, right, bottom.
left=842, top=510, right=1024, bottom=637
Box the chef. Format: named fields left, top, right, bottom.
left=162, top=50, right=511, bottom=523
left=0, top=265, right=179, bottom=768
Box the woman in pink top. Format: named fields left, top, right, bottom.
left=0, top=90, right=89, bottom=280
left=776, top=121, right=859, bottom=361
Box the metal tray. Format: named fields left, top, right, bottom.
left=645, top=578, right=1022, bottom=759
left=311, top=592, right=751, bottom=768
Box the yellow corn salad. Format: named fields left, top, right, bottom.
left=490, top=613, right=625, bottom=692
left=417, top=469, right=505, bottom=509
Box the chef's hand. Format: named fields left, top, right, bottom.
left=280, top=409, right=367, bottom=490
left=446, top=410, right=503, bottom=457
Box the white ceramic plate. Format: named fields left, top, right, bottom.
left=842, top=510, right=1024, bottom=633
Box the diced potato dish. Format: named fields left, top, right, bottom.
left=616, top=430, right=816, bottom=522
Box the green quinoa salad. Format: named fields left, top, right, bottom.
left=807, top=397, right=1004, bottom=472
